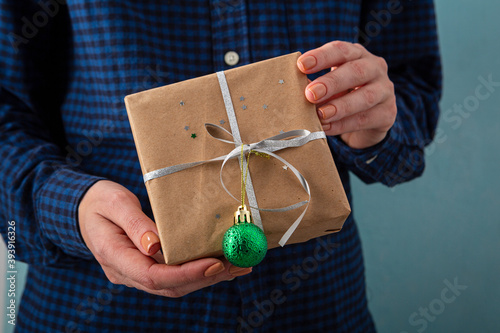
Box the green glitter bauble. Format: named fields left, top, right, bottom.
left=222, top=222, right=268, bottom=268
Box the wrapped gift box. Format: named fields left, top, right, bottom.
left=125, top=52, right=350, bottom=265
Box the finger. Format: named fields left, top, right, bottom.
left=317, top=83, right=387, bottom=123
left=103, top=223, right=231, bottom=289
left=305, top=57, right=382, bottom=104
left=92, top=215, right=244, bottom=297
left=95, top=216, right=233, bottom=293
left=96, top=188, right=161, bottom=256
left=119, top=249, right=239, bottom=297
left=136, top=261, right=252, bottom=298
left=134, top=261, right=253, bottom=298
left=319, top=87, right=353, bottom=106
left=297, top=41, right=365, bottom=74
left=322, top=102, right=395, bottom=137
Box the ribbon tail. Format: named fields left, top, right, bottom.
left=278, top=203, right=309, bottom=247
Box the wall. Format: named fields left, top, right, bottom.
left=355, top=1, right=500, bottom=332
left=1, top=238, right=28, bottom=332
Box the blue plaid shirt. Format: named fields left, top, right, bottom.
left=0, top=1, right=441, bottom=332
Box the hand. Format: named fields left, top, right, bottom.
left=297, top=41, right=397, bottom=149
left=78, top=180, right=252, bottom=298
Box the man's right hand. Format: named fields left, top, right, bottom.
left=78, top=180, right=252, bottom=298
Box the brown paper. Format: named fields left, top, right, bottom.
left=125, top=52, right=350, bottom=265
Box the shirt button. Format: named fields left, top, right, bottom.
left=224, top=51, right=240, bottom=66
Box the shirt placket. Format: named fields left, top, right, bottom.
left=210, top=0, right=251, bottom=70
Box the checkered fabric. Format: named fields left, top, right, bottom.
left=0, top=0, right=441, bottom=332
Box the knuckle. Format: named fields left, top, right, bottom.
left=107, top=188, right=139, bottom=212
left=376, top=80, right=394, bottom=104
left=103, top=270, right=121, bottom=285
left=353, top=42, right=366, bottom=52
left=138, top=273, right=158, bottom=290
left=356, top=112, right=369, bottom=130
left=335, top=118, right=347, bottom=134
left=330, top=40, right=352, bottom=60
left=93, top=242, right=111, bottom=266
left=93, top=251, right=106, bottom=266
left=108, top=275, right=121, bottom=285
left=125, top=215, right=145, bottom=238
left=377, top=56, right=388, bottom=72
left=108, top=189, right=130, bottom=205
left=349, top=61, right=367, bottom=81
left=387, top=80, right=395, bottom=94
left=335, top=99, right=350, bottom=118
left=178, top=267, right=199, bottom=285
left=380, top=83, right=397, bottom=122
left=336, top=40, right=350, bottom=54
left=324, top=73, right=342, bottom=92
left=362, top=88, right=377, bottom=106
left=388, top=97, right=398, bottom=119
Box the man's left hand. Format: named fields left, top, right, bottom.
left=297, top=41, right=397, bottom=149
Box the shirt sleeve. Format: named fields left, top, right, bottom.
left=329, top=0, right=442, bottom=187
left=0, top=2, right=104, bottom=266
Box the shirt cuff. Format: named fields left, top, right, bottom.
left=35, top=166, right=105, bottom=264
left=327, top=124, right=400, bottom=185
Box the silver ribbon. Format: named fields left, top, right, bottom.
left=143, top=71, right=326, bottom=246
left=216, top=71, right=263, bottom=230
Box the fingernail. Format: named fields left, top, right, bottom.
left=231, top=267, right=253, bottom=277
left=317, top=109, right=324, bottom=120
left=229, top=265, right=253, bottom=275
left=307, top=83, right=327, bottom=101
left=322, top=123, right=331, bottom=131
left=298, top=55, right=317, bottom=71
left=318, top=105, right=336, bottom=119
left=141, top=231, right=160, bottom=254
left=204, top=262, right=225, bottom=277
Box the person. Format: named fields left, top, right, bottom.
left=0, top=1, right=441, bottom=332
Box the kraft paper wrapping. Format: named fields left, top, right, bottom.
left=125, top=52, right=350, bottom=265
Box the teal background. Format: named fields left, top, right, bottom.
left=3, top=0, right=500, bottom=332
left=354, top=1, right=500, bottom=332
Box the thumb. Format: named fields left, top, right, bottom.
left=96, top=182, right=161, bottom=256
